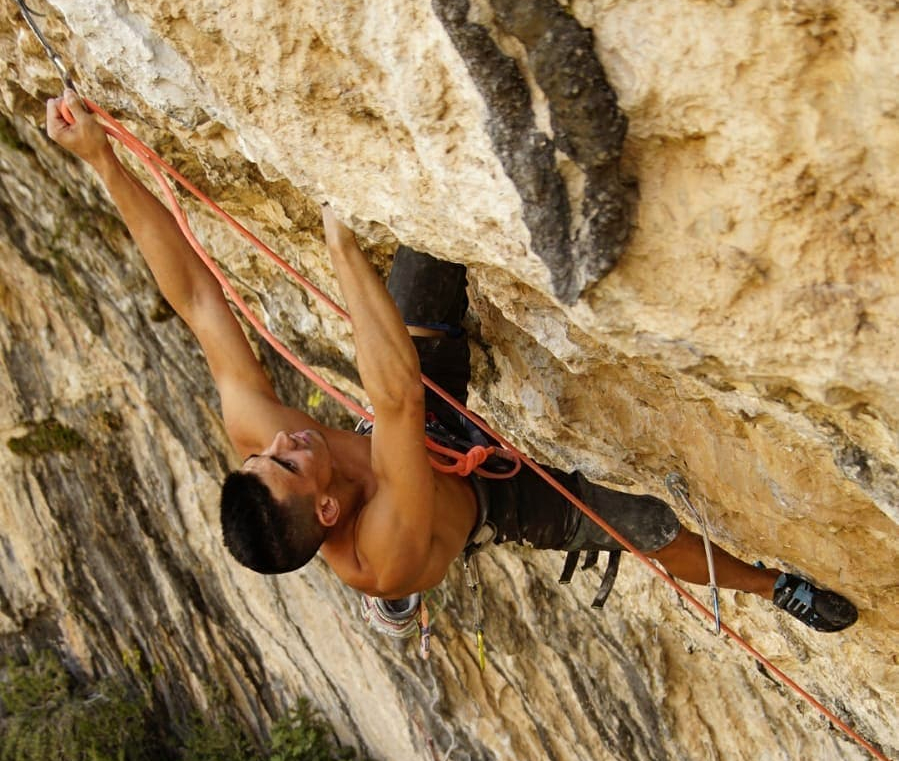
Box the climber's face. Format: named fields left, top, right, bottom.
left=241, top=429, right=334, bottom=501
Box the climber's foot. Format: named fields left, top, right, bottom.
left=772, top=573, right=858, bottom=632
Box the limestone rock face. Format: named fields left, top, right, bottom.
left=1, top=2, right=896, bottom=760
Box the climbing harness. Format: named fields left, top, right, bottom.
left=20, top=11, right=886, bottom=759
left=665, top=473, right=721, bottom=634
left=424, top=412, right=521, bottom=479
left=355, top=412, right=521, bottom=480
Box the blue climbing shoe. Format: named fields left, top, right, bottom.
left=773, top=573, right=858, bottom=632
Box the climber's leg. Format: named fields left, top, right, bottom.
left=647, top=529, right=779, bottom=596
left=647, top=529, right=858, bottom=631
left=387, top=245, right=468, bottom=336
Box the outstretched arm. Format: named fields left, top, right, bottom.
left=47, top=91, right=224, bottom=336
left=46, top=91, right=312, bottom=454
left=322, top=207, right=436, bottom=592
left=321, top=207, right=424, bottom=413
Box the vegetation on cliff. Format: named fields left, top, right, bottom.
left=0, top=651, right=368, bottom=761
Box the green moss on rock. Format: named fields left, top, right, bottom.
left=7, top=419, right=85, bottom=457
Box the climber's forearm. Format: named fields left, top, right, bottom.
left=322, top=206, right=423, bottom=411
left=92, top=149, right=225, bottom=325
left=47, top=90, right=223, bottom=323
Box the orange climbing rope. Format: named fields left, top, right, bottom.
left=61, top=96, right=517, bottom=481
left=58, top=98, right=886, bottom=761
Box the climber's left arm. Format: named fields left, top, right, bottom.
left=322, top=207, right=437, bottom=593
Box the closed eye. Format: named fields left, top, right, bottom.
left=243, top=454, right=298, bottom=474
left=271, top=456, right=298, bottom=473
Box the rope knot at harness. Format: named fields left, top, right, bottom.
left=458, top=445, right=490, bottom=474
left=424, top=440, right=521, bottom=479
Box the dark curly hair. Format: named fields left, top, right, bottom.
left=220, top=471, right=324, bottom=574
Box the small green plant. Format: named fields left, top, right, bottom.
left=6, top=419, right=85, bottom=457
left=0, top=651, right=159, bottom=761
left=0, top=649, right=68, bottom=714
left=180, top=711, right=262, bottom=761
left=269, top=699, right=361, bottom=761
left=0, top=652, right=371, bottom=761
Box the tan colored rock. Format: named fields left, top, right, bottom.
left=0, top=1, right=896, bottom=760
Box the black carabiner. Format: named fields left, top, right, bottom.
left=15, top=0, right=77, bottom=91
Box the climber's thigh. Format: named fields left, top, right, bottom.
left=563, top=476, right=683, bottom=553
left=387, top=246, right=468, bottom=332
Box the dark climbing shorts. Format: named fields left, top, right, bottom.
left=470, top=469, right=682, bottom=553
left=386, top=247, right=682, bottom=555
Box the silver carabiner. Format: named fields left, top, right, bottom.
left=666, top=473, right=722, bottom=634
left=15, top=0, right=78, bottom=91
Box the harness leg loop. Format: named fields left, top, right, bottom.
left=591, top=550, right=621, bottom=609
left=559, top=551, right=580, bottom=584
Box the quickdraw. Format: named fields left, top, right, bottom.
left=15, top=0, right=76, bottom=90
left=463, top=555, right=487, bottom=672
left=666, top=473, right=721, bottom=634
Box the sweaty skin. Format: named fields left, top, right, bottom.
left=46, top=90, right=784, bottom=603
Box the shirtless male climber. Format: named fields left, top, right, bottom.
left=47, top=89, right=857, bottom=635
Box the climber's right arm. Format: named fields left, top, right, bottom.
left=46, top=91, right=315, bottom=452
left=47, top=91, right=222, bottom=332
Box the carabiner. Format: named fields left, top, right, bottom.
left=666, top=473, right=722, bottom=635
left=15, top=0, right=77, bottom=91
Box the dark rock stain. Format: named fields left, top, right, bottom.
left=6, top=418, right=84, bottom=457
left=432, top=0, right=631, bottom=303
